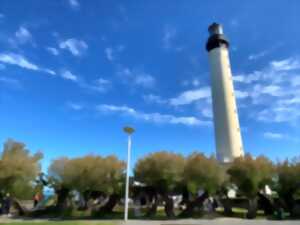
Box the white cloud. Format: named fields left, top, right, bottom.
left=163, top=26, right=177, bottom=49
left=253, top=84, right=285, bottom=97
left=182, top=78, right=201, bottom=87
left=170, top=87, right=211, bottom=106
left=105, top=48, right=114, bottom=61
left=0, top=53, right=38, bottom=70
left=43, top=69, right=56, bottom=75
left=134, top=73, right=155, bottom=88
left=143, top=94, right=167, bottom=104
left=46, top=47, right=59, bottom=56
left=263, top=132, right=284, bottom=139
left=0, top=13, right=4, bottom=19
left=257, top=107, right=300, bottom=123
left=81, top=77, right=111, bottom=93
left=61, top=70, right=78, bottom=81
left=248, top=50, right=268, bottom=60
left=235, top=90, right=249, bottom=99
left=201, top=107, right=213, bottom=118
left=118, top=67, right=156, bottom=88
left=96, top=104, right=211, bottom=126
left=104, top=45, right=125, bottom=62
left=290, top=76, right=300, bottom=86
left=15, top=26, right=32, bottom=44
left=271, top=58, right=300, bottom=71
left=67, top=102, right=83, bottom=110
left=233, top=72, right=261, bottom=84
left=0, top=53, right=55, bottom=75
left=59, top=38, right=88, bottom=56
left=0, top=76, right=21, bottom=88
left=68, top=0, right=80, bottom=9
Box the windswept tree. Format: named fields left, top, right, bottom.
left=276, top=158, right=300, bottom=217
left=181, top=153, right=224, bottom=217
left=48, top=155, right=125, bottom=213
left=0, top=139, right=43, bottom=199
left=227, top=154, right=274, bottom=218
left=0, top=139, right=42, bottom=215
left=134, top=151, right=185, bottom=218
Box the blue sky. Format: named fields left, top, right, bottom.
left=0, top=0, right=300, bottom=171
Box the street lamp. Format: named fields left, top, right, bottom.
left=123, top=126, right=135, bottom=222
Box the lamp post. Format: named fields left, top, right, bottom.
left=123, top=126, right=135, bottom=222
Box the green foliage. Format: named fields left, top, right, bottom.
left=184, top=153, right=225, bottom=195
left=276, top=158, right=300, bottom=198
left=0, top=139, right=43, bottom=199
left=48, top=155, right=125, bottom=195
left=227, top=154, right=274, bottom=198
left=134, top=151, right=185, bottom=193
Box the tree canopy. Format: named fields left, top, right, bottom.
left=184, top=152, right=224, bottom=195
left=134, top=151, right=185, bottom=194
left=0, top=139, right=43, bottom=199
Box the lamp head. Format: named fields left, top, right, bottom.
left=123, top=126, right=135, bottom=135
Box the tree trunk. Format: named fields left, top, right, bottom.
left=12, top=198, right=26, bottom=216
left=164, top=195, right=175, bottom=218
left=55, top=188, right=71, bottom=211
left=78, top=191, right=90, bottom=211
left=98, top=194, right=119, bottom=214
left=257, top=192, right=274, bottom=215
left=146, top=195, right=158, bottom=217
left=246, top=197, right=257, bottom=219
left=222, top=197, right=233, bottom=216
left=179, top=191, right=208, bottom=217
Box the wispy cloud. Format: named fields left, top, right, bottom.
left=0, top=13, right=4, bottom=19
left=271, top=58, right=300, bottom=71
left=143, top=94, right=167, bottom=104
left=96, top=104, right=211, bottom=126
left=60, top=70, right=112, bottom=93
left=8, top=26, right=34, bottom=47
left=169, top=87, right=211, bottom=106
left=117, top=67, right=156, bottom=89
left=0, top=76, right=21, bottom=89
left=235, top=57, right=300, bottom=124
left=80, top=77, right=112, bottom=93
left=162, top=25, right=177, bottom=50
left=104, top=45, right=125, bottom=62
left=61, top=70, right=78, bottom=81
left=0, top=52, right=55, bottom=75
left=68, top=0, right=80, bottom=10
left=15, top=26, right=32, bottom=44
left=263, top=132, right=284, bottom=139
left=248, top=50, right=268, bottom=60
left=46, top=47, right=59, bottom=56
left=67, top=102, right=83, bottom=111
left=263, top=132, right=299, bottom=142
left=59, top=38, right=88, bottom=56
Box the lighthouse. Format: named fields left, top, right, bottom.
left=206, top=23, right=244, bottom=163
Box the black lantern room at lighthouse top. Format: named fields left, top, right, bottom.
left=206, top=23, right=230, bottom=52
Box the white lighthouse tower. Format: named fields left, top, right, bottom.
left=206, top=23, right=244, bottom=163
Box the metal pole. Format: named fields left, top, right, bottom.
left=124, top=134, right=131, bottom=221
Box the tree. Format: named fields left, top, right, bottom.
left=180, top=153, right=224, bottom=217
left=0, top=139, right=42, bottom=215
left=48, top=155, right=125, bottom=213
left=276, top=158, right=300, bottom=217
left=134, top=151, right=185, bottom=218
left=0, top=139, right=42, bottom=199
left=227, top=154, right=274, bottom=218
